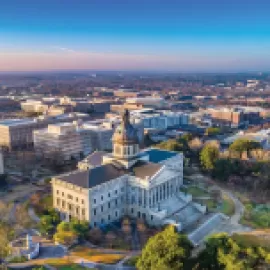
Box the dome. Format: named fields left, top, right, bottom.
left=113, top=110, right=139, bottom=145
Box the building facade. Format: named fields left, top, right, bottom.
left=52, top=110, right=205, bottom=230
left=0, top=113, right=90, bottom=150
left=34, top=122, right=92, bottom=160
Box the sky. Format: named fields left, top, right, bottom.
left=1, top=0, right=270, bottom=72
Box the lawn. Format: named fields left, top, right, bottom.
left=181, top=186, right=209, bottom=198
left=241, top=203, right=270, bottom=229
left=232, top=232, right=270, bottom=251
left=124, top=256, right=139, bottom=266
left=42, top=258, right=94, bottom=270
left=204, top=199, right=218, bottom=211
left=220, top=194, right=235, bottom=216
left=71, top=247, right=125, bottom=264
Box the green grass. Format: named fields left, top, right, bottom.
left=8, top=256, right=28, bottom=263
left=220, top=194, right=235, bottom=216
left=241, top=203, right=270, bottom=229
left=71, top=247, right=125, bottom=264
left=124, top=256, right=139, bottom=266
left=181, top=186, right=209, bottom=198
left=204, top=199, right=218, bottom=211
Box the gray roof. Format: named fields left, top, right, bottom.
left=131, top=161, right=162, bottom=179
left=57, top=163, right=127, bottom=188
left=81, top=151, right=107, bottom=167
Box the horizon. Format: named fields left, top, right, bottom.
left=1, top=0, right=270, bottom=72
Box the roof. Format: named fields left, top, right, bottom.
left=81, top=151, right=107, bottom=167
left=144, top=148, right=178, bottom=163
left=57, top=163, right=127, bottom=188
left=0, top=118, right=35, bottom=126
left=131, top=161, right=162, bottom=179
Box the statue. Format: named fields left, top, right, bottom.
left=122, top=109, right=130, bottom=124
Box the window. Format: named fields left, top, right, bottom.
left=76, top=197, right=78, bottom=202
left=115, top=190, right=117, bottom=195
left=76, top=207, right=79, bottom=214
left=82, top=209, right=85, bottom=215
left=94, top=222, right=97, bottom=227
left=115, top=211, right=118, bottom=217
left=56, top=198, right=60, bottom=206
left=67, top=194, right=73, bottom=200
left=131, top=208, right=134, bottom=214
left=62, top=201, right=65, bottom=208
left=108, top=192, right=110, bottom=198
left=101, top=206, right=103, bottom=212
left=108, top=215, right=110, bottom=221
left=56, top=190, right=59, bottom=195
left=81, top=199, right=84, bottom=204
left=151, top=215, right=153, bottom=220
left=62, top=192, right=64, bottom=196
left=108, top=202, right=110, bottom=208
left=115, top=199, right=118, bottom=206
left=101, top=195, right=103, bottom=201
left=94, top=199, right=96, bottom=204
left=101, top=218, right=104, bottom=224
left=94, top=209, right=96, bottom=216
left=68, top=204, right=72, bottom=211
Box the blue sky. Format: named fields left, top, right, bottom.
left=1, top=0, right=270, bottom=71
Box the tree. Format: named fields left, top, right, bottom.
left=200, top=144, right=219, bottom=171
left=54, top=229, right=77, bottom=246
left=105, top=231, right=117, bottom=248
left=229, top=138, right=261, bottom=157
left=39, top=215, right=55, bottom=236
left=205, top=127, right=221, bottom=136
left=14, top=204, right=31, bottom=230
left=196, top=233, right=241, bottom=270
left=196, top=233, right=270, bottom=270
left=87, top=227, right=103, bottom=245
left=137, top=225, right=192, bottom=270
left=188, top=137, right=203, bottom=152
left=70, top=219, right=89, bottom=239
left=0, top=223, right=14, bottom=260
left=212, top=158, right=233, bottom=181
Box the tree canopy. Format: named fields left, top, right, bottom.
left=229, top=138, right=261, bottom=155
left=200, top=144, right=219, bottom=171
left=136, top=225, right=192, bottom=270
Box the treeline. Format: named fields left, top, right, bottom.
left=137, top=226, right=270, bottom=270
left=200, top=138, right=270, bottom=201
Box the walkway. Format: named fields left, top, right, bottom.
left=28, top=207, right=40, bottom=223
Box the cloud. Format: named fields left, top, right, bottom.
left=50, top=46, right=76, bottom=53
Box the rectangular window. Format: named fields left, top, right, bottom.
left=101, top=206, right=103, bottom=212
left=94, top=199, right=96, bottom=204
left=82, top=208, right=85, bottom=215
left=108, top=202, right=110, bottom=208
left=81, top=199, right=84, bottom=204
left=94, top=209, right=96, bottom=215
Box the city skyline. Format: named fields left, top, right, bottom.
left=1, top=0, right=270, bottom=72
